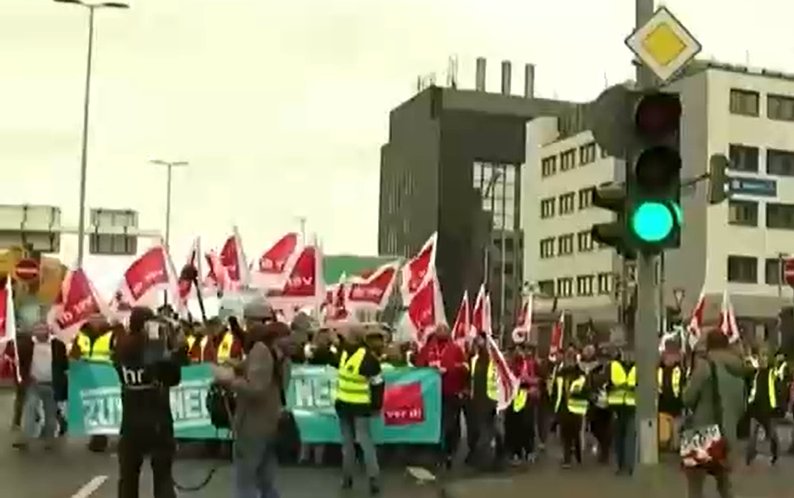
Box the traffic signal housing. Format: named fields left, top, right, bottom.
left=708, top=153, right=731, bottom=204
left=627, top=91, right=682, bottom=253
left=590, top=183, right=635, bottom=260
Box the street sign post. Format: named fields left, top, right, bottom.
left=14, top=259, right=39, bottom=282
left=784, top=258, right=794, bottom=287
left=625, top=6, right=702, bottom=84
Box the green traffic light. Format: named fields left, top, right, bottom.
left=631, top=201, right=675, bottom=242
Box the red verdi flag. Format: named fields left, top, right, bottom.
left=251, top=232, right=301, bottom=290
left=48, top=268, right=107, bottom=342
left=112, top=244, right=177, bottom=312
left=406, top=275, right=445, bottom=345
left=451, top=290, right=472, bottom=344
left=347, top=261, right=399, bottom=310
left=400, top=232, right=437, bottom=304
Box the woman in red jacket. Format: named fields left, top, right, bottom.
left=414, top=324, right=468, bottom=468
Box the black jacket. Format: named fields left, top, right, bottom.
left=112, top=333, right=181, bottom=438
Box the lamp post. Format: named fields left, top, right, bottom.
left=54, top=0, right=129, bottom=268
left=150, top=160, right=188, bottom=253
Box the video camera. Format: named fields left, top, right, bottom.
left=142, top=316, right=180, bottom=366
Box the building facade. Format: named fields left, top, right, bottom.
left=378, top=60, right=575, bottom=334
left=522, top=62, right=794, bottom=349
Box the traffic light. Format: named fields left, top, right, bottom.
left=708, top=154, right=731, bottom=204
left=590, top=183, right=635, bottom=259
left=627, top=91, right=682, bottom=252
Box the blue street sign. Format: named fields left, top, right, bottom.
left=728, top=176, right=777, bottom=197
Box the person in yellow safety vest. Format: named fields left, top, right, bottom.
left=607, top=346, right=636, bottom=476
left=658, top=352, right=684, bottom=451
left=551, top=345, right=588, bottom=468
left=68, top=315, right=116, bottom=453
left=334, top=325, right=385, bottom=496
left=746, top=348, right=782, bottom=465
left=468, top=333, right=505, bottom=470
left=214, top=322, right=243, bottom=364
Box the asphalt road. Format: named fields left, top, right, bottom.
left=2, top=389, right=793, bottom=498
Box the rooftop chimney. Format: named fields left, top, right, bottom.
left=524, top=64, right=535, bottom=98
left=501, top=61, right=512, bottom=95
left=475, top=57, right=486, bottom=91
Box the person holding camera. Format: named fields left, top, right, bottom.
left=113, top=306, right=182, bottom=498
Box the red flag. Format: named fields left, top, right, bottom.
left=400, top=232, right=437, bottom=303
left=451, top=291, right=472, bottom=344
left=219, top=227, right=249, bottom=289
left=112, top=244, right=175, bottom=312
left=0, top=278, right=13, bottom=343
left=511, top=292, right=533, bottom=344
left=471, top=283, right=492, bottom=336
left=323, top=275, right=351, bottom=325
left=47, top=268, right=108, bottom=342
left=687, top=287, right=706, bottom=344
left=204, top=250, right=229, bottom=294
left=407, top=275, right=444, bottom=345
left=178, top=237, right=201, bottom=304
left=251, top=232, right=301, bottom=290
left=347, top=261, right=399, bottom=311
left=268, top=246, right=324, bottom=311
left=549, top=313, right=565, bottom=359
left=718, top=290, right=740, bottom=344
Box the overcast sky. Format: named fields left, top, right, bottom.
left=2, top=0, right=793, bottom=288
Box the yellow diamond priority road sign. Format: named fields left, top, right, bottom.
left=625, top=6, right=701, bottom=83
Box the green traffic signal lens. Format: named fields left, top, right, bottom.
left=631, top=201, right=674, bottom=242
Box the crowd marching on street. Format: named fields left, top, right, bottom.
left=0, top=232, right=789, bottom=498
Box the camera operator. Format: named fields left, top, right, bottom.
left=113, top=306, right=182, bottom=498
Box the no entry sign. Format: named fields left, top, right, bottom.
left=14, top=259, right=39, bottom=281
left=784, top=258, right=794, bottom=287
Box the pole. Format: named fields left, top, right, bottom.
left=499, top=166, right=507, bottom=343
left=298, top=217, right=307, bottom=245
left=165, top=164, right=173, bottom=251
left=76, top=6, right=95, bottom=268
left=658, top=251, right=666, bottom=335
left=634, top=0, right=659, bottom=468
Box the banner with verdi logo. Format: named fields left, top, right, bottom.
left=287, top=365, right=441, bottom=444
left=68, top=361, right=441, bottom=443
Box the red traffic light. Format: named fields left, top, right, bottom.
left=635, top=92, right=681, bottom=139
left=635, top=146, right=681, bottom=193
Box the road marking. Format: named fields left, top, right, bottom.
left=70, top=475, right=108, bottom=498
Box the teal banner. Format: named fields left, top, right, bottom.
left=67, top=361, right=441, bottom=444
left=67, top=360, right=230, bottom=439
left=288, top=365, right=441, bottom=444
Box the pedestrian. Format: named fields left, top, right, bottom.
left=552, top=346, right=588, bottom=468
left=214, top=319, right=289, bottom=498
left=335, top=324, right=384, bottom=495
left=114, top=307, right=182, bottom=498
left=468, top=333, right=505, bottom=470
left=607, top=344, right=636, bottom=475
left=587, top=346, right=612, bottom=464
left=681, top=329, right=748, bottom=498
left=658, top=350, right=685, bottom=451
left=414, top=323, right=468, bottom=469
left=745, top=347, right=782, bottom=465
left=12, top=321, right=68, bottom=450
left=506, top=342, right=538, bottom=463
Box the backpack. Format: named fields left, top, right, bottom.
left=206, top=382, right=236, bottom=429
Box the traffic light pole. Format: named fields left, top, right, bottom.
left=634, top=0, right=660, bottom=468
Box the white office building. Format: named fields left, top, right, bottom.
left=522, top=62, right=794, bottom=346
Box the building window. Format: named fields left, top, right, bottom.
left=558, top=234, right=574, bottom=255
left=540, top=198, right=556, bottom=219
left=540, top=238, right=555, bottom=259
left=728, top=144, right=759, bottom=173
left=727, top=255, right=757, bottom=283
left=576, top=275, right=594, bottom=296
left=597, top=273, right=613, bottom=295
left=89, top=233, right=137, bottom=256
left=560, top=149, right=577, bottom=171
left=600, top=146, right=609, bottom=159
left=728, top=200, right=758, bottom=226
left=765, top=258, right=783, bottom=285
left=557, top=277, right=573, bottom=298
left=579, top=142, right=596, bottom=165
left=559, top=192, right=575, bottom=214
left=729, top=89, right=759, bottom=117
left=538, top=280, right=555, bottom=296
left=767, top=203, right=794, bottom=230
left=577, top=230, right=594, bottom=252
left=767, top=149, right=794, bottom=177
left=578, top=187, right=595, bottom=210
left=541, top=156, right=557, bottom=177
left=767, top=94, right=794, bottom=122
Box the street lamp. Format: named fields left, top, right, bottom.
left=150, top=160, right=188, bottom=253
left=54, top=0, right=130, bottom=268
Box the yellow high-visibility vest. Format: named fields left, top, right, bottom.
left=608, top=361, right=636, bottom=407
left=471, top=355, right=498, bottom=402
left=513, top=389, right=528, bottom=412
left=216, top=332, right=235, bottom=363
left=554, top=375, right=588, bottom=415
left=657, top=366, right=682, bottom=398
left=186, top=335, right=196, bottom=351
left=75, top=331, right=92, bottom=357
left=335, top=347, right=371, bottom=405
left=89, top=332, right=113, bottom=363
left=749, top=368, right=778, bottom=409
